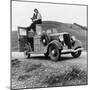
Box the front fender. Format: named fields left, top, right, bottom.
left=72, top=39, right=83, bottom=49
left=46, top=40, right=63, bottom=53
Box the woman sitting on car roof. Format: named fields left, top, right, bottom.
left=27, top=8, right=42, bottom=32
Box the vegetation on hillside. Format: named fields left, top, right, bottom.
left=73, top=23, right=87, bottom=30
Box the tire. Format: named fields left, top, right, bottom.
left=71, top=46, right=82, bottom=58
left=24, top=50, right=31, bottom=58
left=49, top=44, right=61, bottom=61
left=24, top=42, right=31, bottom=59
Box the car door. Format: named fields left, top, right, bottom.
left=18, top=27, right=28, bottom=52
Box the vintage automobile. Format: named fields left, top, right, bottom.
left=18, top=24, right=83, bottom=61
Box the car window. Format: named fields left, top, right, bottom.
left=47, top=29, right=52, bottom=34
left=52, top=28, right=57, bottom=33
left=19, top=28, right=27, bottom=36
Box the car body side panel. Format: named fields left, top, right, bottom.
left=33, top=35, right=47, bottom=53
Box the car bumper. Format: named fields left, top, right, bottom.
left=61, top=48, right=84, bottom=54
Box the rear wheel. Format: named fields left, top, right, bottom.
left=24, top=42, right=31, bottom=59
left=24, top=50, right=31, bottom=58
left=49, top=45, right=61, bottom=61
left=71, top=46, right=82, bottom=58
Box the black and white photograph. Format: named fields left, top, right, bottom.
left=11, top=0, right=88, bottom=89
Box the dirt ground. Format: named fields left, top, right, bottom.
left=11, top=51, right=88, bottom=89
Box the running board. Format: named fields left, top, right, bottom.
left=61, top=48, right=84, bottom=54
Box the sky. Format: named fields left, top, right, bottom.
left=12, top=1, right=87, bottom=31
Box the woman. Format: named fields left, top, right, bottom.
left=28, top=8, right=42, bottom=32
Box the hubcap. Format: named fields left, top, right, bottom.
left=51, top=49, right=57, bottom=57
left=43, top=39, right=46, bottom=43
left=51, top=50, right=55, bottom=55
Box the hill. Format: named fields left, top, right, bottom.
left=11, top=31, right=18, bottom=51
left=73, top=23, right=87, bottom=30
left=11, top=21, right=87, bottom=51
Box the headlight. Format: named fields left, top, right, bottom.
left=71, top=36, right=76, bottom=41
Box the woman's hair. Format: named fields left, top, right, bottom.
left=34, top=8, right=38, bottom=12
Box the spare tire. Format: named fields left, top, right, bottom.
left=40, top=33, right=50, bottom=46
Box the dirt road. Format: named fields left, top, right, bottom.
left=12, top=51, right=87, bottom=70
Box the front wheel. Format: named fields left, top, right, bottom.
left=49, top=45, right=61, bottom=61
left=71, top=46, right=82, bottom=58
